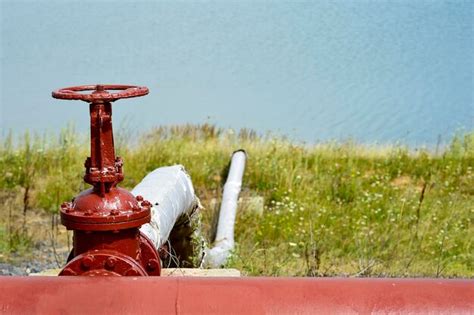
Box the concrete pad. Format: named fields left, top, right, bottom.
left=29, top=268, right=241, bottom=277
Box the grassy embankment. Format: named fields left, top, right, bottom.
left=0, top=125, right=472, bottom=277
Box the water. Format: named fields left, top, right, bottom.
left=1, top=1, right=472, bottom=146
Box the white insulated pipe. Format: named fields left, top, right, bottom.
left=132, top=165, right=198, bottom=250
left=204, top=150, right=247, bottom=268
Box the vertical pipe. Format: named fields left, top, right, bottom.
left=204, top=150, right=247, bottom=267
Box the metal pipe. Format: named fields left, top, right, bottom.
left=0, top=277, right=472, bottom=314
left=204, top=150, right=246, bottom=267
left=133, top=165, right=199, bottom=250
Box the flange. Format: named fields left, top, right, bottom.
left=60, top=250, right=148, bottom=277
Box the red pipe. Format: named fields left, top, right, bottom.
left=0, top=277, right=472, bottom=314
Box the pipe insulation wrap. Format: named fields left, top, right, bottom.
left=204, top=150, right=247, bottom=267
left=132, top=165, right=198, bottom=250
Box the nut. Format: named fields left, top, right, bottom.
left=61, top=202, right=74, bottom=213
left=146, top=259, right=159, bottom=271
left=105, top=257, right=117, bottom=269
left=81, top=255, right=94, bottom=269
left=141, top=200, right=152, bottom=208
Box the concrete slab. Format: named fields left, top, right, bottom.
left=29, top=268, right=241, bottom=277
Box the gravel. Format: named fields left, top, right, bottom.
left=0, top=241, right=69, bottom=276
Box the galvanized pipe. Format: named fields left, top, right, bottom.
left=0, top=277, right=472, bottom=314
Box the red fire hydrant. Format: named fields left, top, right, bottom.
left=52, top=84, right=160, bottom=276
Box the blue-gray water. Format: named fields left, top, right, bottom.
left=1, top=1, right=472, bottom=146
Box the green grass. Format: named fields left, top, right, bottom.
left=0, top=124, right=472, bottom=277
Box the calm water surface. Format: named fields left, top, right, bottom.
left=1, top=1, right=472, bottom=146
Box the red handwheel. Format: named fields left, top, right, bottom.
left=52, top=84, right=149, bottom=102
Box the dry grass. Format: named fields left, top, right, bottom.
left=0, top=125, right=472, bottom=277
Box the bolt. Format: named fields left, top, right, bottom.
left=141, top=200, right=152, bottom=208
left=136, top=195, right=144, bottom=202
left=125, top=268, right=139, bottom=276
left=81, top=255, right=94, bottom=269
left=60, top=202, right=73, bottom=213
left=146, top=259, right=159, bottom=271
left=105, top=257, right=117, bottom=269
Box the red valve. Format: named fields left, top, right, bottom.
left=53, top=84, right=160, bottom=277
left=53, top=84, right=150, bottom=193
left=52, top=84, right=149, bottom=102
